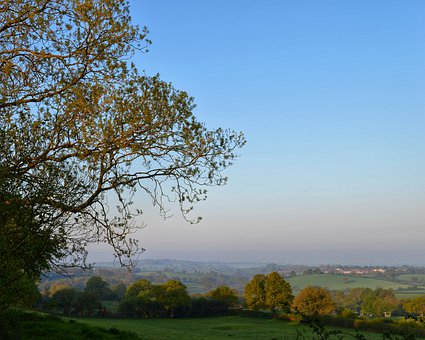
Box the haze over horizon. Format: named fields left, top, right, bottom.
left=90, top=1, right=425, bottom=267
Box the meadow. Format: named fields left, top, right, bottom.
left=287, top=274, right=412, bottom=292
left=396, top=274, right=425, bottom=283
left=78, top=316, right=384, bottom=340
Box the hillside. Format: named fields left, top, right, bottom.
left=287, top=274, right=412, bottom=292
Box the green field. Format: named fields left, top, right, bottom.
left=287, top=274, right=412, bottom=292
left=395, top=289, right=425, bottom=299
left=78, top=316, right=383, bottom=340
left=396, top=274, right=425, bottom=283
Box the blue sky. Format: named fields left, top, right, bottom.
left=91, top=1, right=425, bottom=265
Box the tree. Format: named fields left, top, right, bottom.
left=112, top=282, right=127, bottom=301
left=207, top=286, right=239, bottom=310
left=403, top=296, right=425, bottom=317
left=74, top=291, right=101, bottom=316
left=0, top=192, right=64, bottom=311
left=360, top=288, right=398, bottom=317
left=265, top=272, right=293, bottom=313
left=244, top=272, right=293, bottom=313
left=292, top=286, right=335, bottom=316
left=160, top=280, right=191, bottom=318
left=244, top=274, right=267, bottom=310
left=84, top=276, right=115, bottom=300
left=1, top=0, right=244, bottom=307
left=333, top=287, right=372, bottom=314
left=52, top=287, right=78, bottom=315
left=119, top=279, right=191, bottom=318
left=126, top=279, right=152, bottom=298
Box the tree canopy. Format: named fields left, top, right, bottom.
left=0, top=0, right=244, bottom=308
left=403, top=296, right=425, bottom=317
left=265, top=272, right=293, bottom=313
left=292, top=286, right=335, bottom=316
left=244, top=272, right=293, bottom=312
left=360, top=288, right=398, bottom=317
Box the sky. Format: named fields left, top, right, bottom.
left=91, top=1, right=425, bottom=266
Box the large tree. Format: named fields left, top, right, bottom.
left=265, top=272, right=293, bottom=313
left=244, top=272, right=293, bottom=312
left=0, top=0, right=245, bottom=309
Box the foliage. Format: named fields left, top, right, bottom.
left=112, top=283, right=127, bottom=301
left=403, top=297, right=425, bottom=317
left=0, top=192, right=62, bottom=310
left=74, top=291, right=102, bottom=316
left=244, top=274, right=267, bottom=310
left=244, top=272, right=293, bottom=313
left=244, top=272, right=294, bottom=312
left=292, top=286, right=335, bottom=316
left=0, top=0, right=244, bottom=309
left=52, top=287, right=78, bottom=315
left=189, top=297, right=230, bottom=317
left=125, top=279, right=152, bottom=298
left=302, top=314, right=367, bottom=340
left=360, top=289, right=398, bottom=317
left=333, top=288, right=375, bottom=316
left=207, top=286, right=239, bottom=308
left=119, top=279, right=191, bottom=318
left=265, top=271, right=293, bottom=313
left=160, top=280, right=192, bottom=317
left=85, top=276, right=115, bottom=300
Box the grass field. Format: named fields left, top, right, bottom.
left=287, top=274, right=412, bottom=292
left=395, top=289, right=425, bottom=299
left=78, top=316, right=384, bottom=340
left=396, top=274, right=425, bottom=283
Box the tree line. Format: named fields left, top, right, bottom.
left=39, top=272, right=425, bottom=320
left=40, top=275, right=240, bottom=318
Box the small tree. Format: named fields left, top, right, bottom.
left=75, top=291, right=101, bottom=316
left=85, top=276, right=114, bottom=300
left=112, top=283, right=127, bottom=301
left=52, top=287, right=78, bottom=315
left=207, top=286, right=239, bottom=310
left=292, top=286, right=335, bottom=316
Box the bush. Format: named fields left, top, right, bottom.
left=237, top=309, right=272, bottom=318
left=301, top=314, right=425, bottom=338
left=338, top=308, right=358, bottom=319
left=276, top=313, right=302, bottom=322
left=353, top=318, right=425, bottom=337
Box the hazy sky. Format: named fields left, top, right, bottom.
left=91, top=1, right=425, bottom=266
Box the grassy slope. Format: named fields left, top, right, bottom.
left=287, top=274, right=411, bottom=292
left=0, top=309, right=139, bottom=340
left=79, top=316, right=383, bottom=340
